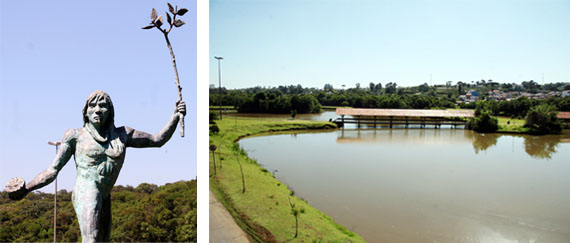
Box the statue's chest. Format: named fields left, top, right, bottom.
left=76, top=131, right=125, bottom=177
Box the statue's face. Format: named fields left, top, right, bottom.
left=86, top=98, right=110, bottom=127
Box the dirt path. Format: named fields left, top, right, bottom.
left=209, top=190, right=250, bottom=242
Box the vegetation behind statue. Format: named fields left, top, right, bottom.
left=0, top=181, right=197, bottom=242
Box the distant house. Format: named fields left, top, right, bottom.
left=466, top=90, right=479, bottom=102
left=563, top=90, right=570, bottom=98
left=487, top=90, right=506, bottom=101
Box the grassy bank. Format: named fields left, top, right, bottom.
left=496, top=116, right=529, bottom=133
left=209, top=105, right=236, bottom=110
left=209, top=117, right=364, bottom=242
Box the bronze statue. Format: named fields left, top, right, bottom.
left=5, top=90, right=186, bottom=242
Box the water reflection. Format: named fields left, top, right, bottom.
left=464, top=132, right=501, bottom=154
left=241, top=129, right=570, bottom=242
left=337, top=129, right=570, bottom=159
left=524, top=135, right=561, bottom=159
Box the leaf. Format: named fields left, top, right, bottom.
left=141, top=25, right=155, bottom=29
left=174, top=19, right=185, bottom=28
left=177, top=8, right=188, bottom=16
left=168, top=3, right=175, bottom=14
left=150, top=8, right=157, bottom=21
left=156, top=15, right=164, bottom=27
left=166, top=12, right=172, bottom=25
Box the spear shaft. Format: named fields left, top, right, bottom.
left=143, top=4, right=186, bottom=137
left=163, top=32, right=184, bottom=137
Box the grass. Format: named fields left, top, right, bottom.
left=209, top=117, right=365, bottom=242
left=496, top=116, right=530, bottom=133
left=209, top=105, right=235, bottom=110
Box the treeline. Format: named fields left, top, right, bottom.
left=0, top=180, right=196, bottom=242
left=460, top=97, right=570, bottom=118
left=210, top=82, right=570, bottom=116
left=210, top=89, right=459, bottom=112
left=315, top=90, right=457, bottom=109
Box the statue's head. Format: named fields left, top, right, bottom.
left=83, top=90, right=115, bottom=129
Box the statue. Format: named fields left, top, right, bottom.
left=5, top=90, right=186, bottom=242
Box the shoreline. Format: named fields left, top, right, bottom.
left=209, top=117, right=364, bottom=242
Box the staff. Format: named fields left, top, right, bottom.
left=142, top=3, right=188, bottom=137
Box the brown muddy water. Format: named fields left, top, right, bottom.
left=239, top=129, right=570, bottom=242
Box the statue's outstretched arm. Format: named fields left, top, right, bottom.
left=126, top=101, right=186, bottom=148
left=26, top=129, right=76, bottom=192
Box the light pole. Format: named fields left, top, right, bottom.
left=215, top=56, right=223, bottom=120
left=48, top=141, right=61, bottom=243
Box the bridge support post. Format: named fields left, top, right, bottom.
left=341, top=115, right=345, bottom=129
left=389, top=116, right=393, bottom=128
left=373, top=116, right=376, bottom=128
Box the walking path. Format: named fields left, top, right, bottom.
left=209, top=190, right=250, bottom=243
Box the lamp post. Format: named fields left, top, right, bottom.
left=215, top=56, right=224, bottom=120
left=48, top=141, right=61, bottom=243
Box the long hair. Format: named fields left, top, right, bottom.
left=82, top=90, right=124, bottom=159
left=82, top=90, right=115, bottom=129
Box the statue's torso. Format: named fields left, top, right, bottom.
left=74, top=127, right=127, bottom=195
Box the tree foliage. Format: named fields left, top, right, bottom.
left=237, top=92, right=321, bottom=114
left=467, top=103, right=499, bottom=133
left=524, top=104, right=562, bottom=135
left=0, top=180, right=196, bottom=242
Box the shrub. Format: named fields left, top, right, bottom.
left=467, top=103, right=498, bottom=133
left=209, top=112, right=219, bottom=124
left=524, top=104, right=561, bottom=134
left=209, top=124, right=220, bottom=134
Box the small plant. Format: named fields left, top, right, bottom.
left=235, top=151, right=246, bottom=193
left=288, top=196, right=305, bottom=238
left=291, top=109, right=297, bottom=120
left=209, top=144, right=217, bottom=175
left=218, top=147, right=222, bottom=170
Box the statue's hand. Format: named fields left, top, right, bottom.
left=175, top=101, right=186, bottom=117
left=5, top=177, right=28, bottom=200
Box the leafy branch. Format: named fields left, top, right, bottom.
left=142, top=3, right=188, bottom=137
left=288, top=196, right=305, bottom=238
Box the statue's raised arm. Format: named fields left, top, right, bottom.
left=125, top=101, right=186, bottom=148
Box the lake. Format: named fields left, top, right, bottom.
left=240, top=128, right=570, bottom=242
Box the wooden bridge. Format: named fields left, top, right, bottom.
left=334, top=108, right=475, bottom=129
left=559, top=112, right=570, bottom=128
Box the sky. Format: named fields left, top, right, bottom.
left=0, top=1, right=197, bottom=193
left=210, top=0, right=570, bottom=89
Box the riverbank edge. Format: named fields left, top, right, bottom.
left=209, top=118, right=365, bottom=242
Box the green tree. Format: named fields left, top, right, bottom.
left=467, top=103, right=499, bottom=133
left=524, top=104, right=562, bottom=134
